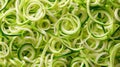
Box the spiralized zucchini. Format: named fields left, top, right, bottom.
left=0, top=42, right=9, bottom=58
left=0, top=0, right=8, bottom=11
left=0, top=0, right=120, bottom=67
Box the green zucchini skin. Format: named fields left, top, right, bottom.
left=17, top=43, right=36, bottom=60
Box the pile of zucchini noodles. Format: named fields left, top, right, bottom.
left=0, top=0, right=120, bottom=67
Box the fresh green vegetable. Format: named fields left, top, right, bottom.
left=0, top=0, right=120, bottom=67
left=18, top=43, right=36, bottom=61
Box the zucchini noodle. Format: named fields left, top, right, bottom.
left=110, top=43, right=120, bottom=67
left=87, top=10, right=113, bottom=40
left=109, top=0, right=120, bottom=8
left=55, top=14, right=81, bottom=37
left=0, top=0, right=8, bottom=11
left=45, top=54, right=54, bottom=67
left=48, top=37, right=64, bottom=53
left=8, top=58, right=25, bottom=67
left=61, top=38, right=84, bottom=51
left=89, top=0, right=106, bottom=6
left=71, top=57, right=89, bottom=67
left=95, top=52, right=109, bottom=66
left=0, top=42, right=9, bottom=58
left=0, top=58, right=6, bottom=66
left=114, top=8, right=120, bottom=22
left=36, top=19, right=51, bottom=30
left=22, top=0, right=45, bottom=21
left=0, top=0, right=120, bottom=67
left=86, top=0, right=112, bottom=25
left=84, top=39, right=106, bottom=52
left=57, top=0, right=70, bottom=8
left=52, top=58, right=68, bottom=67
left=17, top=44, right=36, bottom=61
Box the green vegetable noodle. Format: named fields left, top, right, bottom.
left=0, top=0, right=120, bottom=67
